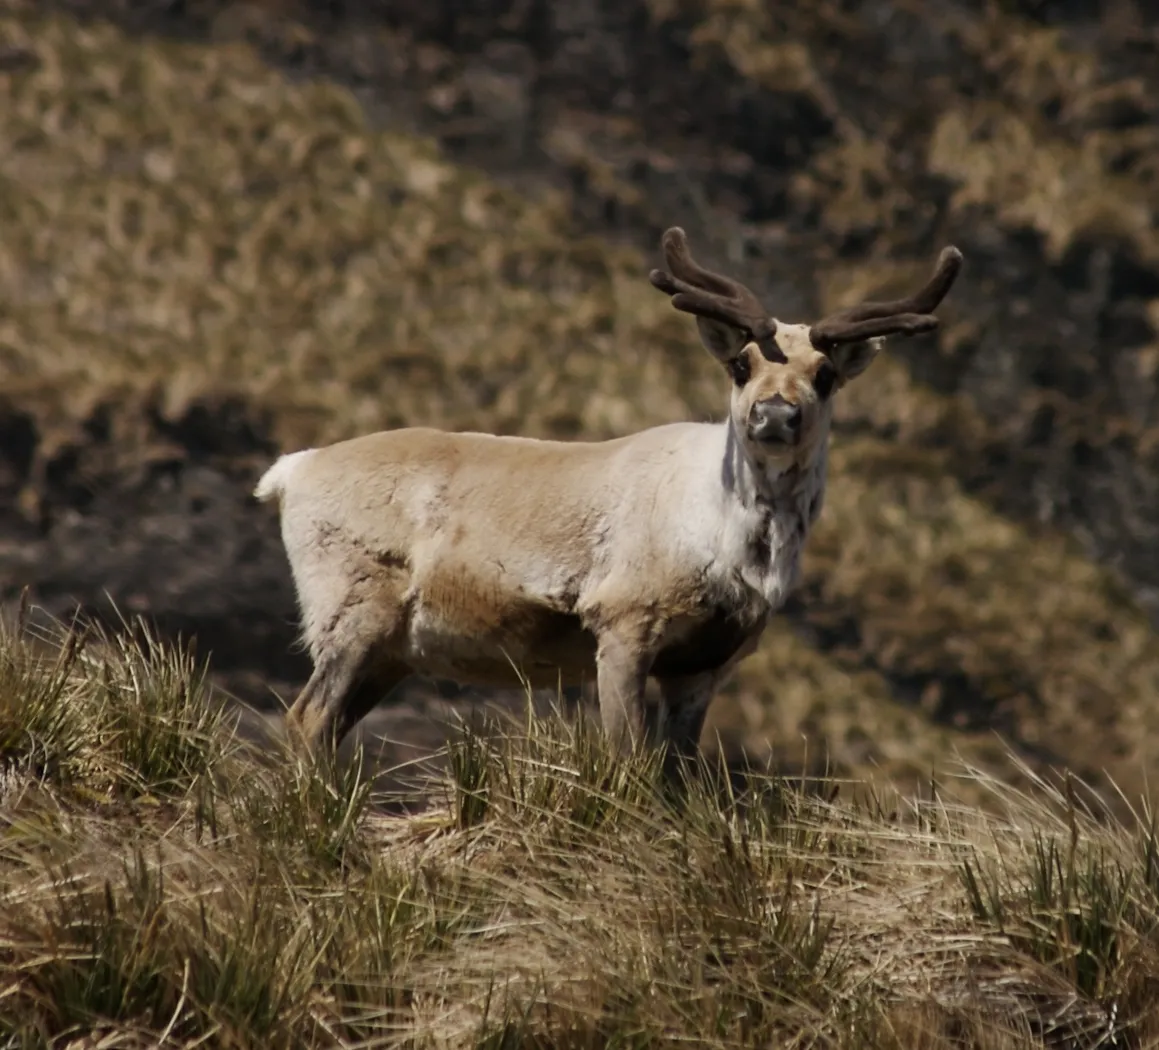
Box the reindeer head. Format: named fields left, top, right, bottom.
left=649, top=229, right=962, bottom=466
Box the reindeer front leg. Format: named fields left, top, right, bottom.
left=654, top=671, right=717, bottom=781
left=595, top=628, right=653, bottom=754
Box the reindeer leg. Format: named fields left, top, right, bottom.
left=286, top=648, right=410, bottom=753
left=595, top=630, right=652, bottom=754
left=655, top=672, right=716, bottom=782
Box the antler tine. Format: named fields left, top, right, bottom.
left=660, top=228, right=741, bottom=298
left=648, top=275, right=761, bottom=331
left=648, top=227, right=774, bottom=338
left=821, top=247, right=962, bottom=326
left=810, top=246, right=962, bottom=350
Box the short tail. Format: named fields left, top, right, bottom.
left=253, top=448, right=315, bottom=505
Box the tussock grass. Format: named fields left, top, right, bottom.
left=0, top=596, right=236, bottom=806
left=2, top=623, right=1159, bottom=1047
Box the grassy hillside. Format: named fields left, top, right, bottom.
left=4, top=3, right=1159, bottom=1042
left=2, top=620, right=1158, bottom=1048
left=1, top=5, right=1158, bottom=806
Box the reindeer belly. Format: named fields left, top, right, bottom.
left=405, top=559, right=597, bottom=687
left=650, top=606, right=764, bottom=679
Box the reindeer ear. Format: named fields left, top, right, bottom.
left=695, top=318, right=747, bottom=363
left=827, top=337, right=882, bottom=384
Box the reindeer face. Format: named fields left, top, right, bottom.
left=720, top=324, right=844, bottom=463
left=684, top=312, right=886, bottom=467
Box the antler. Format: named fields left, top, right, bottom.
left=648, top=228, right=781, bottom=356
left=808, top=246, right=963, bottom=351
left=650, top=230, right=963, bottom=358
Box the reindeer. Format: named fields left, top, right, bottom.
left=254, top=228, right=962, bottom=770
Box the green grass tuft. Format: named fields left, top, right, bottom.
left=0, top=604, right=235, bottom=809
left=236, top=738, right=374, bottom=871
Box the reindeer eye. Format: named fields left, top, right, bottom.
left=813, top=361, right=837, bottom=400
left=727, top=353, right=752, bottom=387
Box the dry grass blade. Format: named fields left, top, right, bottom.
left=1, top=623, right=1157, bottom=1046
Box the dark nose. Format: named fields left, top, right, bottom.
left=748, top=395, right=802, bottom=444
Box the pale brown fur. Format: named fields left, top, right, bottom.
left=255, top=230, right=962, bottom=773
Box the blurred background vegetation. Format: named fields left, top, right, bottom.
left=1, top=0, right=1158, bottom=808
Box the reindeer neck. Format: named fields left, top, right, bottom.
left=720, top=418, right=829, bottom=609
left=721, top=418, right=828, bottom=512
